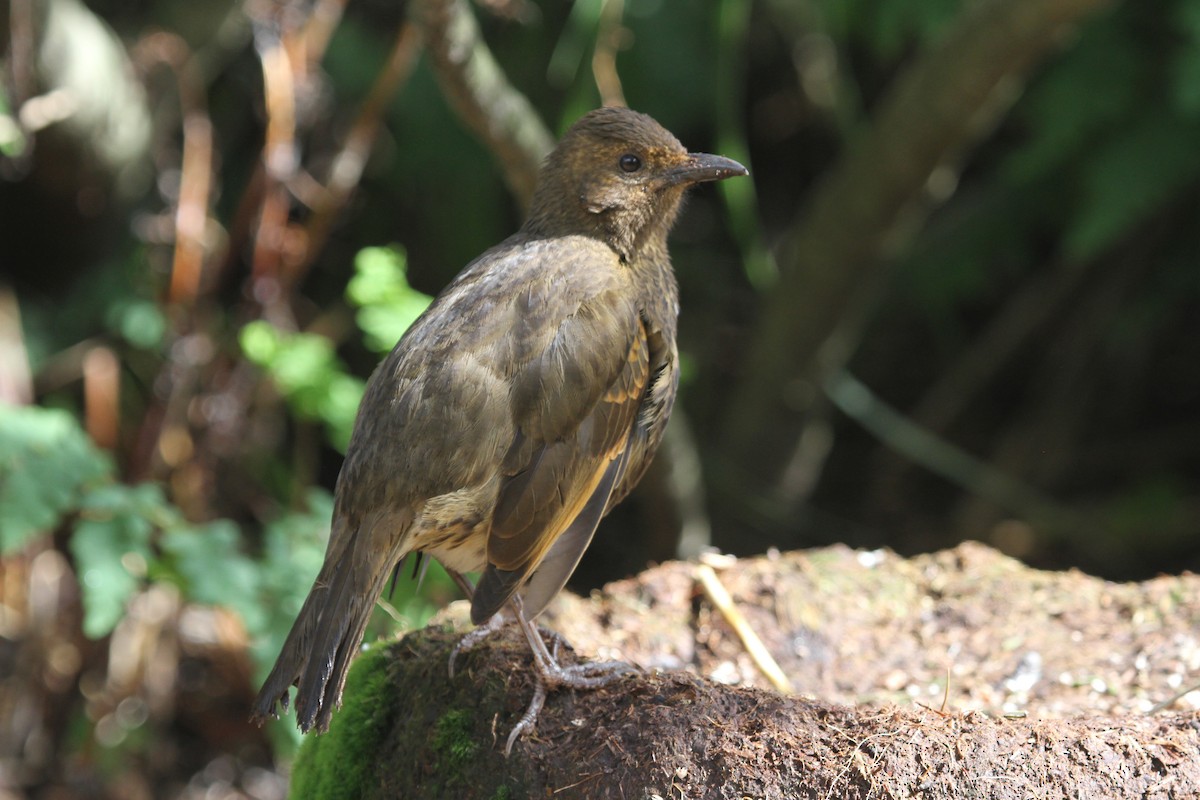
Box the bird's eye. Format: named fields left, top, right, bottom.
left=618, top=153, right=642, bottom=173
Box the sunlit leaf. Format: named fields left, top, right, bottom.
left=0, top=405, right=111, bottom=553
left=239, top=320, right=281, bottom=364
left=240, top=324, right=366, bottom=451
left=347, top=245, right=432, bottom=353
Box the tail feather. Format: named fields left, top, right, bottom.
left=251, top=576, right=327, bottom=722
left=293, top=556, right=393, bottom=731
left=250, top=510, right=413, bottom=733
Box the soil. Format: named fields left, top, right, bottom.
left=307, top=542, right=1200, bottom=798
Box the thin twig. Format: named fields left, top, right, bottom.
left=134, top=32, right=216, bottom=306
left=1148, top=680, right=1200, bottom=715
left=695, top=563, right=794, bottom=694
left=721, top=0, right=1115, bottom=461
left=553, top=773, right=602, bottom=794
left=591, top=0, right=626, bottom=107
left=301, top=0, right=349, bottom=67
left=83, top=347, right=120, bottom=450
left=0, top=288, right=33, bottom=405
left=412, top=0, right=553, bottom=208
left=299, top=22, right=423, bottom=269
left=251, top=19, right=298, bottom=305
left=824, top=369, right=1073, bottom=527
left=867, top=254, right=1094, bottom=508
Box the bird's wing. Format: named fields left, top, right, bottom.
left=516, top=322, right=678, bottom=620
left=607, top=324, right=679, bottom=511
left=470, top=293, right=651, bottom=624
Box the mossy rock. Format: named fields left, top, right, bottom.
left=280, top=548, right=1200, bottom=799
left=287, top=644, right=397, bottom=800
left=286, top=628, right=529, bottom=800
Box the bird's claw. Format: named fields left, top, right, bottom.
left=503, top=657, right=634, bottom=755
left=541, top=658, right=635, bottom=690
left=497, top=595, right=638, bottom=753
left=448, top=612, right=506, bottom=678
left=505, top=677, right=547, bottom=755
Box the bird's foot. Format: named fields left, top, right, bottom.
left=505, top=675, right=547, bottom=755
left=448, top=611, right=506, bottom=678
left=504, top=649, right=634, bottom=755
left=450, top=614, right=573, bottom=679
left=538, top=654, right=635, bottom=690
left=502, top=597, right=637, bottom=754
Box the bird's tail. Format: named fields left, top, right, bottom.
left=251, top=510, right=412, bottom=733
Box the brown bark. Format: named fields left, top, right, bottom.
left=411, top=0, right=554, bottom=210
left=294, top=543, right=1200, bottom=798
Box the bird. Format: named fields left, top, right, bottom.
left=250, top=106, right=748, bottom=747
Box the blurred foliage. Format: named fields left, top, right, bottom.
left=240, top=324, right=366, bottom=451
left=240, top=245, right=430, bottom=450
left=346, top=245, right=434, bottom=353
left=3, top=0, right=1200, bottom=796
left=0, top=406, right=111, bottom=553
left=0, top=402, right=319, bottom=660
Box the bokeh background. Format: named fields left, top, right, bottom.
left=3, top=0, right=1199, bottom=795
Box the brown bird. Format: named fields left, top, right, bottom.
left=251, top=106, right=747, bottom=747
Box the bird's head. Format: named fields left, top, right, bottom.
left=525, top=107, right=748, bottom=262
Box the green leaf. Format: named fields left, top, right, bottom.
left=346, top=246, right=410, bottom=306
left=320, top=373, right=368, bottom=452
left=0, top=405, right=112, bottom=553
left=0, top=87, right=26, bottom=157
left=70, top=484, right=162, bottom=638
left=160, top=519, right=265, bottom=635
left=106, top=299, right=166, bottom=349
left=266, top=334, right=339, bottom=410
left=347, top=245, right=432, bottom=353
left=239, top=323, right=366, bottom=451
left=239, top=320, right=282, bottom=364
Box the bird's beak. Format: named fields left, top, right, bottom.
left=660, top=153, right=749, bottom=187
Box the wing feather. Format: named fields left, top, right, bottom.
left=471, top=313, right=651, bottom=623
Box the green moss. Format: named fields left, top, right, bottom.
left=285, top=631, right=529, bottom=798
left=288, top=643, right=399, bottom=800
left=431, top=708, right=479, bottom=772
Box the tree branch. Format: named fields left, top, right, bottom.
left=719, top=0, right=1115, bottom=465
left=412, top=0, right=554, bottom=209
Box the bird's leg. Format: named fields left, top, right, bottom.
left=504, top=595, right=635, bottom=753
left=448, top=609, right=506, bottom=678
left=443, top=570, right=562, bottom=677
left=446, top=608, right=569, bottom=679
left=444, top=567, right=476, bottom=599
left=511, top=597, right=633, bottom=685
left=445, top=568, right=500, bottom=677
